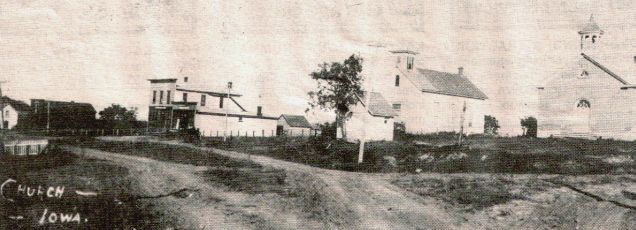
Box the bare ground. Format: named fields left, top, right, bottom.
left=67, top=136, right=636, bottom=229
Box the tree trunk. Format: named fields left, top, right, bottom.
left=337, top=114, right=347, bottom=139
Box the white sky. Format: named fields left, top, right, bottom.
left=1, top=0, right=635, bottom=135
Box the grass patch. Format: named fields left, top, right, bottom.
left=201, top=167, right=288, bottom=195
left=202, top=134, right=635, bottom=174
left=393, top=176, right=530, bottom=211
left=75, top=140, right=260, bottom=169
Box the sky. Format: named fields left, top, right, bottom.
left=1, top=0, right=635, bottom=135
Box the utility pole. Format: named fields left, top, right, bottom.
left=0, top=81, right=7, bottom=130
left=223, top=81, right=232, bottom=142
left=458, top=101, right=467, bottom=146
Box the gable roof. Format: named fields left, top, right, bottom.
left=404, top=68, right=488, bottom=100
left=280, top=114, right=312, bottom=128
left=31, top=99, right=96, bottom=114
left=581, top=53, right=628, bottom=85
left=358, top=92, right=396, bottom=118
left=1, top=97, right=30, bottom=112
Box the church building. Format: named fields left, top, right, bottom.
left=538, top=16, right=636, bottom=140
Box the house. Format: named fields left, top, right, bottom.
left=341, top=91, right=396, bottom=142
left=538, top=16, right=636, bottom=140
left=147, top=77, right=279, bottom=136
left=0, top=96, right=30, bottom=129
left=364, top=49, right=488, bottom=135
left=277, top=114, right=313, bottom=136
left=29, top=99, right=97, bottom=130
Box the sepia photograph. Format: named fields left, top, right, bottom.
left=0, top=0, right=635, bottom=229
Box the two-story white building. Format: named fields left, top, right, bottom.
left=362, top=49, right=488, bottom=135
left=147, top=77, right=279, bottom=136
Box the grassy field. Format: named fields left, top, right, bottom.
left=199, top=133, right=635, bottom=174
left=0, top=146, right=161, bottom=229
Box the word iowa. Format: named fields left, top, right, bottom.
left=1, top=178, right=64, bottom=201
left=38, top=208, right=86, bottom=225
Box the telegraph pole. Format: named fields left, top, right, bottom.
left=223, top=81, right=232, bottom=142
left=0, top=81, right=7, bottom=129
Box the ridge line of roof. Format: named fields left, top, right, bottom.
left=581, top=53, right=629, bottom=85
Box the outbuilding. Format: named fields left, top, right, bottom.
left=277, top=114, right=313, bottom=137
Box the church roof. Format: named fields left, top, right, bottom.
left=581, top=53, right=629, bottom=85
left=405, top=68, right=488, bottom=100
left=578, top=15, right=604, bottom=35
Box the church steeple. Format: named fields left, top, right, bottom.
left=579, top=14, right=604, bottom=53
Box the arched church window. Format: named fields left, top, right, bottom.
left=577, top=99, right=591, bottom=109
left=592, top=35, right=597, bottom=43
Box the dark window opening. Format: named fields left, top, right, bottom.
left=592, top=35, right=597, bottom=43
left=219, top=97, right=224, bottom=108
left=152, top=91, right=157, bottom=104
left=392, top=103, right=401, bottom=112
left=183, top=93, right=188, bottom=102
left=238, top=116, right=243, bottom=122
left=257, top=106, right=262, bottom=116
left=159, top=91, right=164, bottom=104
left=201, top=95, right=206, bottom=106
left=407, top=56, right=414, bottom=70
left=184, top=77, right=188, bottom=82
left=167, top=90, right=171, bottom=104
left=395, top=75, right=400, bottom=86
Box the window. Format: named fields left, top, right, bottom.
left=183, top=93, right=188, bottom=102
left=200, top=95, right=206, bottom=106
left=257, top=106, right=262, bottom=116
left=219, top=97, right=224, bottom=108
left=577, top=99, right=591, bottom=108
left=392, top=103, right=401, bottom=112
left=166, top=90, right=171, bottom=104
left=184, top=77, right=188, bottom=82
left=152, top=91, right=157, bottom=104
left=159, top=91, right=164, bottom=104
left=407, top=56, right=414, bottom=70
left=395, top=75, right=400, bottom=86
left=238, top=116, right=243, bottom=122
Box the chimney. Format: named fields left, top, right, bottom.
left=458, top=67, right=464, bottom=76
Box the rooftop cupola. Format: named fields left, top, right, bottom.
left=579, top=15, right=604, bottom=53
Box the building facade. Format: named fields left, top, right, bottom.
left=538, top=16, right=636, bottom=140
left=364, top=49, right=488, bottom=135
left=1, top=97, right=30, bottom=129
left=148, top=77, right=279, bottom=136
left=342, top=92, right=396, bottom=142
left=29, top=99, right=96, bottom=130
left=277, top=114, right=314, bottom=136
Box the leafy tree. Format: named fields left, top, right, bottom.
left=99, top=104, right=137, bottom=121
left=307, top=55, right=364, bottom=139
left=484, top=115, right=500, bottom=135
left=520, top=116, right=537, bottom=137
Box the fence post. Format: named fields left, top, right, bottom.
left=230, top=130, right=233, bottom=137
left=271, top=130, right=274, bottom=136
left=262, top=129, right=264, bottom=137
left=116, top=129, right=119, bottom=136
left=253, top=130, right=255, bottom=137
left=301, top=129, right=304, bottom=137
left=290, top=130, right=293, bottom=136
left=217, top=131, right=219, bottom=137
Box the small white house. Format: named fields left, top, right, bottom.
left=341, top=92, right=396, bottom=142
left=277, top=114, right=313, bottom=136
left=1, top=96, right=30, bottom=129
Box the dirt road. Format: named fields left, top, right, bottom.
left=67, top=137, right=464, bottom=229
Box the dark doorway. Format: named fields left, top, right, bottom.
left=276, top=125, right=284, bottom=136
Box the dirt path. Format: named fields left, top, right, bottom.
left=92, top=137, right=465, bottom=229
left=63, top=146, right=326, bottom=229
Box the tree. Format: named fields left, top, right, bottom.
left=307, top=55, right=364, bottom=139
left=520, top=116, right=537, bottom=137
left=484, top=115, right=500, bottom=135
left=99, top=104, right=137, bottom=121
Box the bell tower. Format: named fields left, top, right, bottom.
left=579, top=15, right=604, bottom=53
